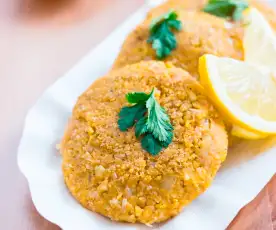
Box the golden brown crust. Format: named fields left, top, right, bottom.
left=147, top=0, right=276, bottom=29
left=146, top=0, right=208, bottom=19
left=62, top=61, right=228, bottom=224
left=112, top=0, right=276, bottom=78
left=112, top=11, right=243, bottom=78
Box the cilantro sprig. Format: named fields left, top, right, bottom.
left=148, top=10, right=182, bottom=60
left=203, top=0, right=249, bottom=21
left=118, top=89, right=173, bottom=155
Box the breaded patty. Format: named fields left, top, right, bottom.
left=112, top=11, right=243, bottom=78
left=148, top=0, right=276, bottom=29
left=147, top=0, right=208, bottom=19
left=62, top=61, right=228, bottom=224
left=112, top=0, right=276, bottom=78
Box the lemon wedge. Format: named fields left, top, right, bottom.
left=198, top=8, right=276, bottom=138
left=199, top=54, right=276, bottom=134
left=231, top=125, right=268, bottom=140
left=243, top=8, right=276, bottom=69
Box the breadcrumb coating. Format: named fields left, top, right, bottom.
left=147, top=0, right=276, bottom=29
left=112, top=11, right=243, bottom=78
left=61, top=61, right=228, bottom=224
left=112, top=0, right=276, bottom=78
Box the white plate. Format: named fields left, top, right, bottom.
left=18, top=1, right=276, bottom=230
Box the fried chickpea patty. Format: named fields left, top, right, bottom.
left=112, top=0, right=276, bottom=78
left=112, top=11, right=243, bottom=78
left=148, top=0, right=276, bottom=29
left=61, top=61, right=228, bottom=224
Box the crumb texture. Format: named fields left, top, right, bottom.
left=61, top=61, right=228, bottom=224
left=113, top=0, right=276, bottom=78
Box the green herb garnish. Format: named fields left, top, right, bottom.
left=118, top=89, right=173, bottom=155
left=203, top=0, right=249, bottom=21
left=148, top=10, right=182, bottom=60
left=141, top=134, right=163, bottom=156
left=118, top=104, right=147, bottom=131
left=146, top=93, right=173, bottom=146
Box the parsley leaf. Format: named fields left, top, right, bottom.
left=150, top=10, right=178, bottom=31
left=203, top=0, right=248, bottom=21
left=126, top=92, right=151, bottom=104
left=135, top=116, right=148, bottom=137
left=118, top=104, right=147, bottom=131
left=118, top=89, right=173, bottom=155
left=146, top=91, right=174, bottom=145
left=148, top=10, right=182, bottom=59
left=141, top=134, right=163, bottom=156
